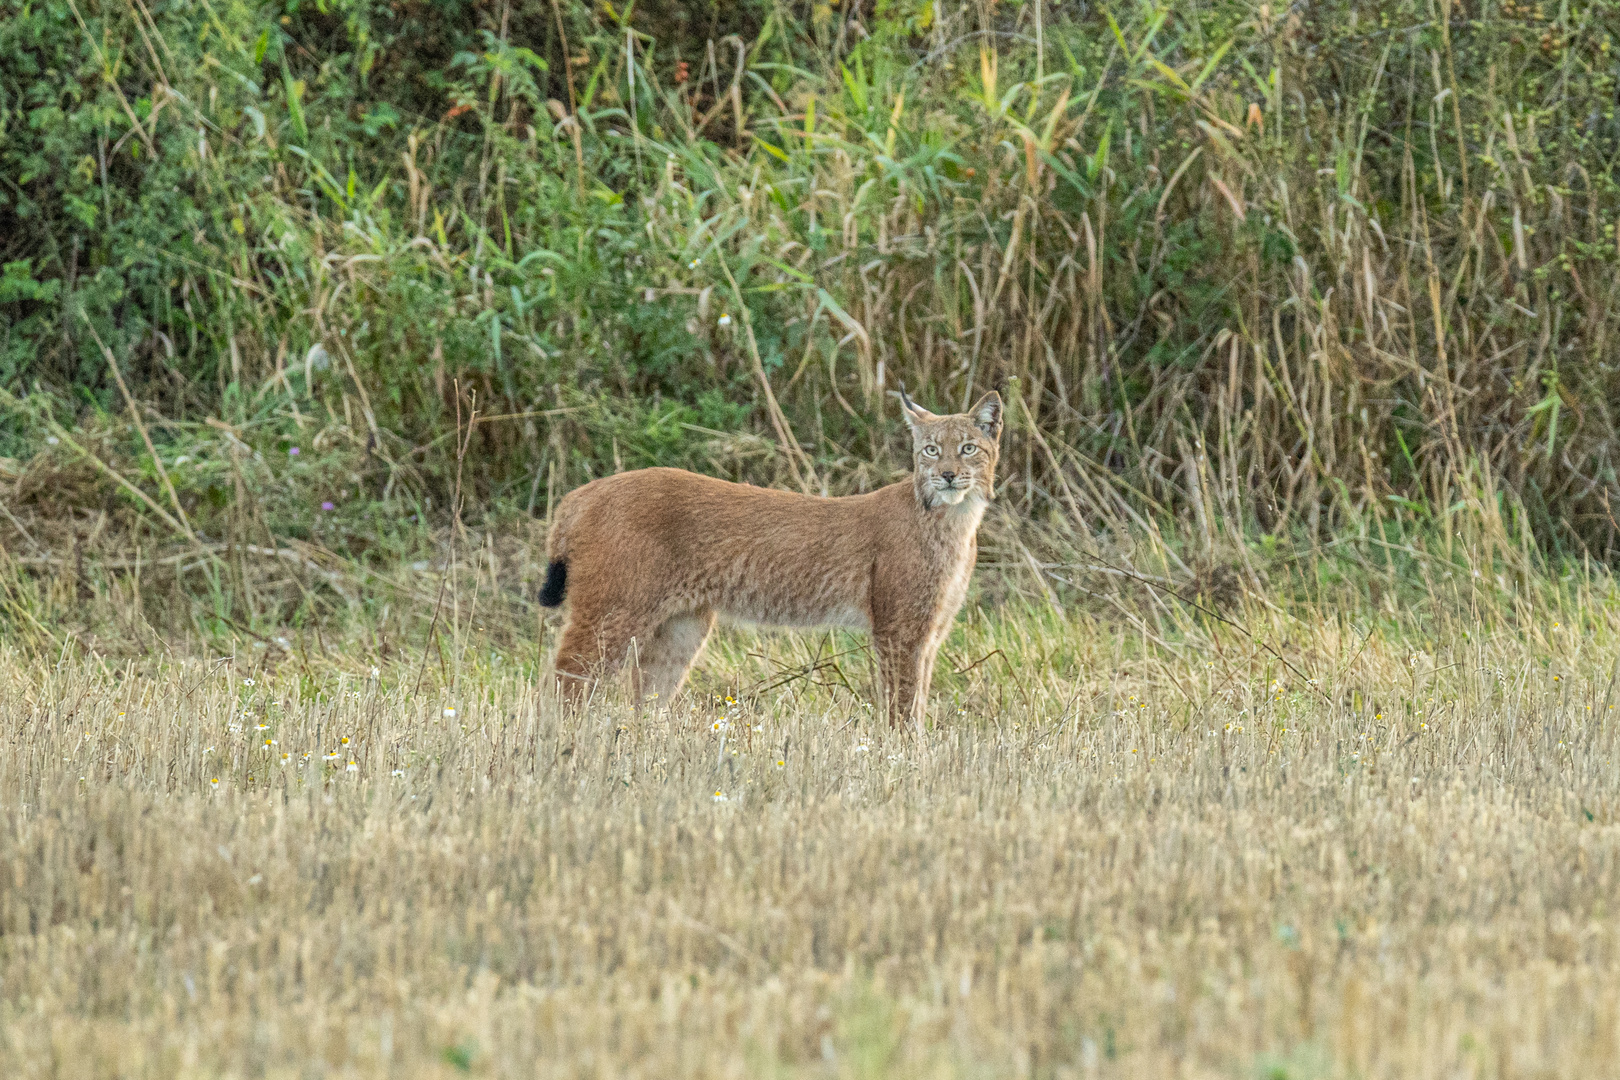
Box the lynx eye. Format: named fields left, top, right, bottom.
left=921, top=445, right=941, bottom=458
left=960, top=443, right=978, bottom=456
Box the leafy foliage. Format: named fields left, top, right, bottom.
left=2, top=0, right=1619, bottom=563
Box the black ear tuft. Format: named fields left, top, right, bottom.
left=538, top=560, right=568, bottom=607
left=893, top=381, right=935, bottom=429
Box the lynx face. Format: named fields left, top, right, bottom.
left=899, top=390, right=1004, bottom=509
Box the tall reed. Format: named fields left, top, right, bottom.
left=2, top=0, right=1617, bottom=576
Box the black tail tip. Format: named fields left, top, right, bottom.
left=537, top=560, right=568, bottom=608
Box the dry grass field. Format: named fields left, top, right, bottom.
left=4, top=567, right=1620, bottom=1079
left=7, top=0, right=1620, bottom=1071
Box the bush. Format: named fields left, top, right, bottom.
left=2, top=0, right=1619, bottom=563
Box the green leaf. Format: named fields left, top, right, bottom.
left=1105, top=11, right=1130, bottom=54
left=1060, top=41, right=1087, bottom=82
left=1089, top=122, right=1111, bottom=180
left=283, top=74, right=307, bottom=145
left=253, top=29, right=271, bottom=65
left=1148, top=57, right=1190, bottom=94
left=1190, top=40, right=1234, bottom=93
left=509, top=45, right=548, bottom=73
left=758, top=255, right=813, bottom=284
left=841, top=58, right=867, bottom=114
left=0, top=260, right=61, bottom=303
left=752, top=135, right=790, bottom=162
left=816, top=288, right=868, bottom=348
left=1393, top=424, right=1418, bottom=477
left=1132, top=9, right=1169, bottom=65
left=1041, top=150, right=1090, bottom=198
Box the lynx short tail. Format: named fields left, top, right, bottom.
left=540, top=488, right=585, bottom=608
left=538, top=560, right=568, bottom=607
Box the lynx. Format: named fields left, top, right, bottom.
left=537, top=388, right=1003, bottom=724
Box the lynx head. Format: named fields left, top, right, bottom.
left=896, top=385, right=1003, bottom=510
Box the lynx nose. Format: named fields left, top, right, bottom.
left=940, top=471, right=957, bottom=484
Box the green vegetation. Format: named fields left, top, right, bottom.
left=3, top=0, right=1619, bottom=613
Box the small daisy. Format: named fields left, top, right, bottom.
left=442, top=708, right=456, bottom=719
left=209, top=778, right=220, bottom=787
left=717, top=313, right=732, bottom=328
left=346, top=760, right=359, bottom=773
left=712, top=791, right=728, bottom=803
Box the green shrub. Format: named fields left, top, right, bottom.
left=2, top=0, right=1618, bottom=561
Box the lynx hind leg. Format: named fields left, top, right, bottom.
left=553, top=608, right=655, bottom=707
left=632, top=610, right=716, bottom=705
left=552, top=613, right=604, bottom=706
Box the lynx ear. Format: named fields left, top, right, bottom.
left=971, top=391, right=1003, bottom=440
left=893, top=382, right=937, bottom=431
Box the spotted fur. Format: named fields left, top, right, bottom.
left=542, top=390, right=1003, bottom=724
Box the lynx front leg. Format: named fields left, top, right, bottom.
left=873, top=626, right=929, bottom=728
left=916, top=636, right=945, bottom=716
